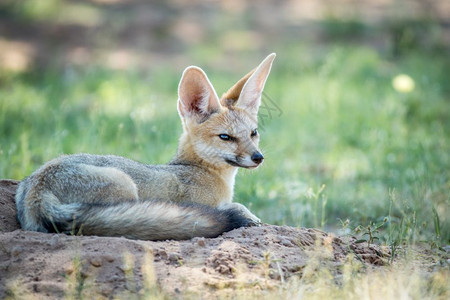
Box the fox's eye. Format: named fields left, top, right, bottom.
left=218, top=134, right=232, bottom=141
left=251, top=129, right=258, bottom=137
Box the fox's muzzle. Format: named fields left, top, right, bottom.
left=251, top=152, right=264, bottom=164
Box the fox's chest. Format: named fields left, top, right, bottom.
left=133, top=171, right=234, bottom=207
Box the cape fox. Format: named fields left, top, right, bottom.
left=15, top=53, right=276, bottom=241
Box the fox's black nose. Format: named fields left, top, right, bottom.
left=251, top=152, right=264, bottom=164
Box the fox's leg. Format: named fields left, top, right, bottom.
left=17, top=163, right=139, bottom=232
left=46, top=163, right=139, bottom=205
left=218, top=202, right=261, bottom=226
left=79, top=164, right=139, bottom=203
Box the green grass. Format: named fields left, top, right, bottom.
left=0, top=44, right=449, bottom=246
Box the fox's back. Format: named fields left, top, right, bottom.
left=19, top=153, right=230, bottom=207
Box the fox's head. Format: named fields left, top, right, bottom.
left=176, top=53, right=276, bottom=170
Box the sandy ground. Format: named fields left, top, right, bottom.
left=0, top=180, right=389, bottom=299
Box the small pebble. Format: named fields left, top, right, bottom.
left=197, top=238, right=206, bottom=247
left=90, top=258, right=102, bottom=267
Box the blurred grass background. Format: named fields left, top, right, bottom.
left=0, top=0, right=449, bottom=245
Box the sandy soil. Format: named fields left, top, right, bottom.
left=0, top=180, right=389, bottom=299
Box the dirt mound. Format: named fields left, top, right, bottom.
left=0, top=180, right=20, bottom=232
left=0, top=180, right=389, bottom=298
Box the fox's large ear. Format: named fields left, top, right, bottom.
left=178, top=66, right=222, bottom=121
left=220, top=69, right=256, bottom=107
left=235, top=53, right=276, bottom=116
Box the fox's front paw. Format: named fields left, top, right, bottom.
left=243, top=211, right=261, bottom=227
left=218, top=202, right=261, bottom=227
left=246, top=218, right=262, bottom=227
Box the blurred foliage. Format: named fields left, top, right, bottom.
left=0, top=0, right=62, bottom=21
left=321, top=16, right=366, bottom=40
left=389, top=19, right=447, bottom=56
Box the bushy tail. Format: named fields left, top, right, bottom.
left=41, top=200, right=252, bottom=240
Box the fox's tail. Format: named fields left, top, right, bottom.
left=50, top=201, right=253, bottom=240
left=18, top=194, right=252, bottom=240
